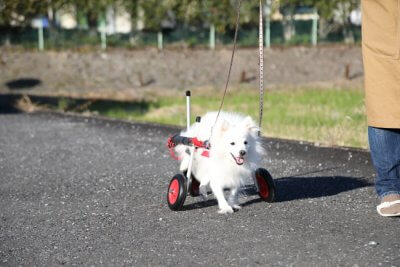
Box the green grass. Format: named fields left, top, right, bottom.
left=52, top=87, right=367, bottom=148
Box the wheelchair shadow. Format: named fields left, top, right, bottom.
left=181, top=176, right=373, bottom=211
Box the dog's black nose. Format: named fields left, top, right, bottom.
left=239, top=150, right=246, bottom=156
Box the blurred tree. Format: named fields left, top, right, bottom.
left=309, top=0, right=360, bottom=43
left=0, top=0, right=49, bottom=26
left=174, top=0, right=253, bottom=33
left=279, top=0, right=359, bottom=43
left=0, top=0, right=360, bottom=45
left=69, top=0, right=114, bottom=31
left=298, top=0, right=360, bottom=43
left=236, top=0, right=267, bottom=28
left=279, top=0, right=302, bottom=41
left=205, top=0, right=239, bottom=33
left=0, top=0, right=114, bottom=29
left=122, top=0, right=139, bottom=29
left=123, top=0, right=176, bottom=32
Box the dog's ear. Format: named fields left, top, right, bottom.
left=220, top=119, right=230, bottom=133
left=243, top=116, right=255, bottom=129
left=243, top=116, right=259, bottom=132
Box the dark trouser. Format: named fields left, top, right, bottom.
left=368, top=127, right=400, bottom=198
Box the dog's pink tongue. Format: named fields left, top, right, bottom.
left=236, top=157, right=244, bottom=165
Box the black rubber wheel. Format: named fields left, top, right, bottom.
left=167, top=174, right=187, bottom=210
left=255, top=168, right=276, bottom=202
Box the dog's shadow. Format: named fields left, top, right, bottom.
left=183, top=176, right=373, bottom=210
left=243, top=175, right=373, bottom=206
left=183, top=198, right=218, bottom=211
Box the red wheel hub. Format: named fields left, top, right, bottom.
left=256, top=174, right=269, bottom=199
left=168, top=179, right=180, bottom=204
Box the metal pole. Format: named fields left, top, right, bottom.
left=209, top=24, right=215, bottom=50
left=100, top=18, right=107, bottom=50
left=157, top=31, right=163, bottom=50
left=185, top=91, right=195, bottom=188
left=186, top=91, right=191, bottom=130
left=38, top=19, right=44, bottom=51
left=311, top=10, right=318, bottom=46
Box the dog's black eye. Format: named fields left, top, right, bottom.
left=230, top=142, right=235, bottom=145
left=244, top=141, right=248, bottom=145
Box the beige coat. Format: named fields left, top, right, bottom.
left=362, top=0, right=400, bottom=128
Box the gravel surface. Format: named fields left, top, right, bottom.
left=0, top=46, right=363, bottom=99
left=0, top=112, right=399, bottom=266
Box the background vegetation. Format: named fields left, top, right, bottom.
left=2, top=0, right=366, bottom=148
left=31, top=87, right=366, bottom=148
left=0, top=0, right=361, bottom=48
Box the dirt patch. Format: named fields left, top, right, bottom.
left=0, top=45, right=363, bottom=100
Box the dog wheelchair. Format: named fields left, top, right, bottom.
left=165, top=91, right=276, bottom=211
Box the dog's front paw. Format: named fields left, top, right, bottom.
left=231, top=204, right=241, bottom=211
left=218, top=206, right=234, bottom=214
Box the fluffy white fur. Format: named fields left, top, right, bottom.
left=175, top=111, right=265, bottom=214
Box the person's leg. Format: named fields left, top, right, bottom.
left=368, top=127, right=400, bottom=216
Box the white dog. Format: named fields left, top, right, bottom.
left=175, top=111, right=265, bottom=214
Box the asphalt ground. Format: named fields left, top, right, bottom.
left=0, top=112, right=399, bottom=266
